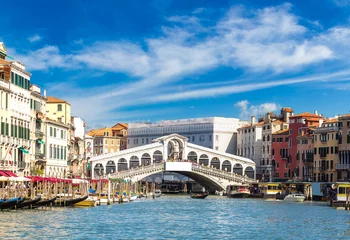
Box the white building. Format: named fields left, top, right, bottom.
left=127, top=117, right=247, bottom=154
left=45, top=119, right=69, bottom=177
left=237, top=116, right=263, bottom=170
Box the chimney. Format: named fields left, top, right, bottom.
left=314, top=110, right=318, bottom=115
left=44, top=89, right=46, bottom=97
left=251, top=116, right=256, bottom=126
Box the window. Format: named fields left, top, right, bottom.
left=50, top=127, right=52, bottom=136
left=61, top=130, right=63, bottom=139
left=216, top=135, right=219, bottom=141
left=289, top=129, right=292, bottom=135
left=53, top=128, right=56, bottom=137
left=57, top=104, right=62, bottom=111
left=209, top=135, right=212, bottom=141
left=215, top=146, right=219, bottom=151
left=192, top=136, right=195, bottom=142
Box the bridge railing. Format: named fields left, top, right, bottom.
left=109, top=163, right=164, bottom=179
left=191, top=163, right=256, bottom=184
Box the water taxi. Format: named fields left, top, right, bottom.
left=226, top=185, right=250, bottom=198
left=284, top=193, right=305, bottom=202
left=328, top=182, right=350, bottom=208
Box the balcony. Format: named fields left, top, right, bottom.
left=314, top=126, right=339, bottom=133
left=336, top=163, right=350, bottom=170
left=35, top=148, right=45, bottom=160
left=35, top=129, right=44, bottom=139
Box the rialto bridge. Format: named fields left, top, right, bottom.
left=89, top=134, right=256, bottom=191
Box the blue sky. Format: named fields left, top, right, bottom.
left=2, top=0, right=350, bottom=128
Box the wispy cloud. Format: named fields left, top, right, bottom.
left=234, top=100, right=280, bottom=120
left=12, top=3, right=350, bottom=126
left=332, top=0, right=350, bottom=6
left=27, top=34, right=42, bottom=43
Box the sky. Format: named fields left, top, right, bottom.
left=2, top=0, right=350, bottom=129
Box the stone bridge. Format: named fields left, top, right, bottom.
left=89, top=134, right=256, bottom=191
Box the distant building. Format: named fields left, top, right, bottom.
left=45, top=118, right=69, bottom=177
left=287, top=112, right=323, bottom=179
left=313, top=118, right=339, bottom=182
left=88, top=127, right=122, bottom=156
left=337, top=115, right=350, bottom=181
left=271, top=129, right=289, bottom=180
left=296, top=127, right=314, bottom=181
left=111, top=123, right=128, bottom=150
left=128, top=117, right=247, bottom=155
left=237, top=117, right=263, bottom=170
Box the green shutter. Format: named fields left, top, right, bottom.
left=61, top=130, right=63, bottom=139
left=11, top=72, right=14, bottom=83
left=54, top=129, right=56, bottom=137
left=50, top=127, right=52, bottom=136
left=64, top=148, right=66, bottom=160
left=6, top=123, right=9, bottom=136
left=28, top=80, right=30, bottom=90
left=1, top=122, right=4, bottom=135
left=5, top=93, right=8, bottom=109
left=30, top=99, right=32, bottom=109
left=15, top=74, right=18, bottom=85
left=61, top=148, right=63, bottom=159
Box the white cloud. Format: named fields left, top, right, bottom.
left=27, top=34, right=42, bottom=43
left=234, top=100, right=280, bottom=120
left=16, top=4, right=350, bottom=126
left=333, top=0, right=350, bottom=6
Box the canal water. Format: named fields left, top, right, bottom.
left=1, top=195, right=349, bottom=239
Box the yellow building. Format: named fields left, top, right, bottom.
left=46, top=96, right=71, bottom=125
left=313, top=118, right=339, bottom=182
left=88, top=127, right=121, bottom=155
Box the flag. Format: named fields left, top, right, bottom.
left=8, top=149, right=12, bottom=165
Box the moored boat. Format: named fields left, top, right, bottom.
left=0, top=197, right=24, bottom=210
left=35, top=196, right=57, bottom=207
left=226, top=185, right=250, bottom=198
left=74, top=197, right=97, bottom=207
left=55, top=195, right=89, bottom=207
left=13, top=195, right=42, bottom=209
left=154, top=189, right=162, bottom=198
left=284, top=193, right=305, bottom=202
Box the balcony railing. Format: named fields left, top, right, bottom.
left=336, top=163, right=350, bottom=170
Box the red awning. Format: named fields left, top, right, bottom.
left=0, top=170, right=10, bottom=177
left=3, top=171, right=17, bottom=177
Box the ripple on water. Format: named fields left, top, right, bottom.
left=0, top=196, right=349, bottom=239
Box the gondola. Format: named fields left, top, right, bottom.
left=55, top=195, right=89, bottom=207
left=190, top=191, right=209, bottom=199
left=13, top=195, right=42, bottom=209
left=0, top=197, right=24, bottom=210
left=35, top=196, right=57, bottom=207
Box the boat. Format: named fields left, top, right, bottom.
left=13, top=195, right=42, bottom=209
left=130, top=195, right=138, bottom=201
left=284, top=193, right=305, bottom=202
left=154, top=189, right=162, bottom=198
left=55, top=195, right=89, bottom=207
left=0, top=197, right=24, bottom=210
left=328, top=183, right=350, bottom=208
left=74, top=197, right=98, bottom=207
left=190, top=191, right=209, bottom=199
left=35, top=196, right=57, bottom=207
left=226, top=185, right=251, bottom=198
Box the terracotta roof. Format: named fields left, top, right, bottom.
left=289, top=112, right=323, bottom=119
left=272, top=120, right=283, bottom=124
left=47, top=96, right=70, bottom=104
left=112, top=123, right=128, bottom=130
left=273, top=129, right=289, bottom=135
left=87, top=127, right=112, bottom=137
left=339, top=114, right=350, bottom=120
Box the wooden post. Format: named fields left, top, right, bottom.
left=346, top=189, right=350, bottom=210
left=145, top=181, right=148, bottom=199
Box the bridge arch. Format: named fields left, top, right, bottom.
left=210, top=157, right=220, bottom=169
left=94, top=163, right=104, bottom=176
left=199, top=154, right=209, bottom=166
left=141, top=153, right=151, bottom=166
left=245, top=166, right=254, bottom=178
left=222, top=160, right=232, bottom=172
left=187, top=151, right=198, bottom=163
left=106, top=160, right=116, bottom=174
left=153, top=150, right=163, bottom=163
left=118, top=158, right=128, bottom=171
left=130, top=156, right=140, bottom=169
left=233, top=163, right=243, bottom=175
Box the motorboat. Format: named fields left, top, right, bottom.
left=154, top=189, right=162, bottom=198
left=226, top=185, right=251, bottom=198
left=284, top=193, right=305, bottom=202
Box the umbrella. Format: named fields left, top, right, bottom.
left=0, top=176, right=8, bottom=181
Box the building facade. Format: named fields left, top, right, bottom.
left=88, top=127, right=122, bottom=155
left=69, top=117, right=86, bottom=177
left=272, top=129, right=289, bottom=180
left=111, top=123, right=128, bottom=150
left=45, top=119, right=69, bottom=177
left=29, top=84, right=47, bottom=176
left=0, top=46, right=32, bottom=176
left=337, top=115, right=350, bottom=181
left=127, top=117, right=247, bottom=154
left=287, top=112, right=322, bottom=179
left=237, top=117, right=263, bottom=171
left=296, top=127, right=314, bottom=181
left=313, top=118, right=339, bottom=182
